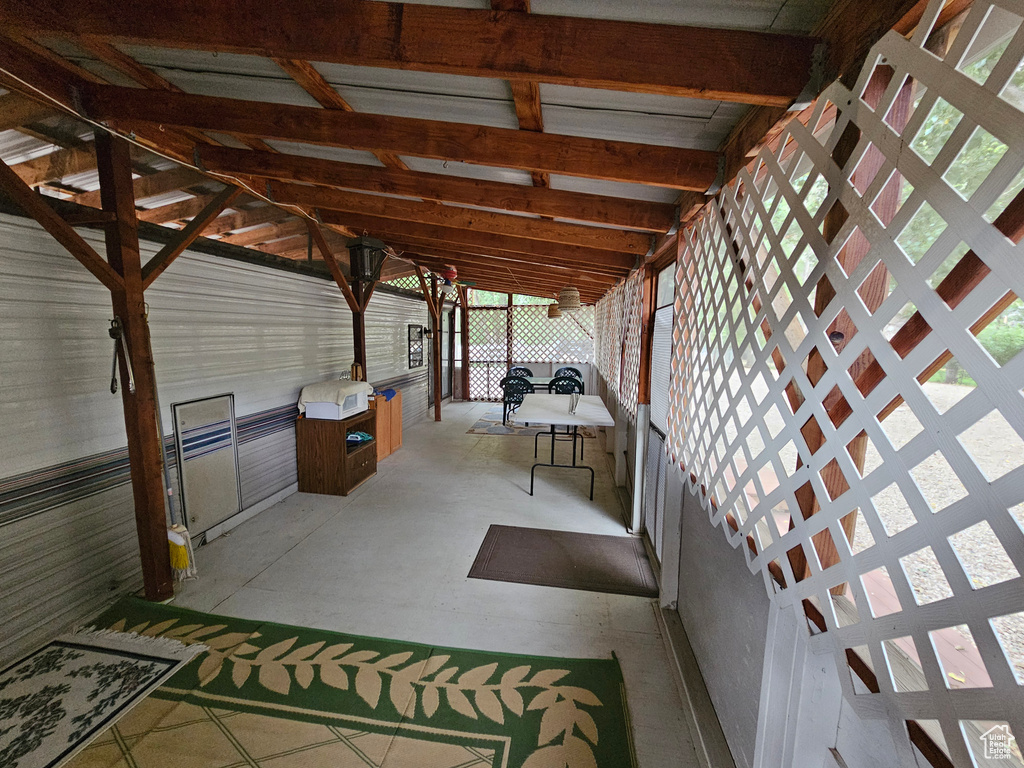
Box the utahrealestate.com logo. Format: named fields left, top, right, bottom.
left=980, top=724, right=1017, bottom=760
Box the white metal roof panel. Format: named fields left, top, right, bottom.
left=310, top=61, right=511, bottom=101
left=531, top=0, right=829, bottom=33
left=400, top=157, right=534, bottom=186
left=264, top=141, right=385, bottom=167
left=548, top=175, right=679, bottom=204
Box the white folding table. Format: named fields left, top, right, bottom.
left=512, top=394, right=615, bottom=499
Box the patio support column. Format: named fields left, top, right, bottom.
left=95, top=130, right=174, bottom=601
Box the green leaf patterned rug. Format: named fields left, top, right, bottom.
left=68, top=598, right=637, bottom=768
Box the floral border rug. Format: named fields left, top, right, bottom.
left=0, top=627, right=203, bottom=768
left=65, top=597, right=637, bottom=768
left=468, top=406, right=598, bottom=439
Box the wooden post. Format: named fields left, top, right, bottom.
left=94, top=130, right=173, bottom=602
left=352, top=279, right=367, bottom=380
left=432, top=275, right=442, bottom=421
left=460, top=286, right=471, bottom=400
left=637, top=264, right=657, bottom=406
left=505, top=292, right=513, bottom=372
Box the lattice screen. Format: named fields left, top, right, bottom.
left=666, top=2, right=1024, bottom=763
left=511, top=305, right=595, bottom=363
left=467, top=304, right=595, bottom=400
left=619, top=270, right=645, bottom=421
left=595, top=285, right=624, bottom=402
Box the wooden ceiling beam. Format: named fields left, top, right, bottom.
left=202, top=204, right=292, bottom=236
left=136, top=194, right=216, bottom=224
left=79, top=86, right=719, bottom=190
left=218, top=218, right=308, bottom=247
left=272, top=58, right=408, bottom=171
left=0, top=90, right=57, bottom=130
left=317, top=210, right=635, bottom=271
left=196, top=145, right=674, bottom=232
left=268, top=180, right=649, bottom=253
left=11, top=145, right=96, bottom=186
left=404, top=252, right=617, bottom=287
left=2, top=0, right=820, bottom=106
left=71, top=165, right=208, bottom=208
left=382, top=235, right=628, bottom=277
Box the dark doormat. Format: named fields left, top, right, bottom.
left=468, top=524, right=659, bottom=597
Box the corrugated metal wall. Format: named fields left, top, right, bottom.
left=0, top=213, right=429, bottom=662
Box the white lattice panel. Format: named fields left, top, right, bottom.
left=666, top=2, right=1024, bottom=763
left=620, top=270, right=645, bottom=422
left=595, top=285, right=624, bottom=397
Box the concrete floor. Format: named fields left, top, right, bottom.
left=175, top=400, right=701, bottom=767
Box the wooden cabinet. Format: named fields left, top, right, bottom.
left=295, top=410, right=376, bottom=496
left=369, top=389, right=402, bottom=462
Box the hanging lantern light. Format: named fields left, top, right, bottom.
left=557, top=286, right=582, bottom=312
left=346, top=236, right=388, bottom=282
left=547, top=302, right=562, bottom=319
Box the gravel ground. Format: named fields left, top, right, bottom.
left=739, top=374, right=1023, bottom=683
left=856, top=382, right=1023, bottom=684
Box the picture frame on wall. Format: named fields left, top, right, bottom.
left=408, top=325, right=424, bottom=368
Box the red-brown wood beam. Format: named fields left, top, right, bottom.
left=307, top=219, right=359, bottom=314
left=94, top=129, right=173, bottom=602
left=0, top=90, right=56, bottom=130
left=203, top=205, right=291, bottom=236
left=0, top=156, right=123, bottom=292
left=141, top=185, right=242, bottom=288
left=196, top=145, right=674, bottom=232
left=11, top=145, right=97, bottom=186
left=79, top=85, right=720, bottom=190
left=6, top=0, right=821, bottom=106
left=272, top=58, right=409, bottom=171
left=317, top=210, right=636, bottom=271
left=269, top=181, right=648, bottom=253
left=72, top=166, right=207, bottom=209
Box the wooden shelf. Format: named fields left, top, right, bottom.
left=296, top=410, right=377, bottom=496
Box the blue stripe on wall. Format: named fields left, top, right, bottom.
left=0, top=403, right=299, bottom=527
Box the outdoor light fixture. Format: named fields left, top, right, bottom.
left=438, top=278, right=456, bottom=296
left=557, top=286, right=581, bottom=312
left=346, top=236, right=388, bottom=282
left=547, top=303, right=562, bottom=319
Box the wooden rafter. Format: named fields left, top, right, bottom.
left=268, top=181, right=649, bottom=253
left=317, top=210, right=635, bottom=271
left=202, top=205, right=292, bottom=236
left=490, top=0, right=548, bottom=189
left=195, top=145, right=675, bottom=232
left=79, top=85, right=720, bottom=190
left=2, top=0, right=820, bottom=106
left=10, top=145, right=96, bottom=187
left=387, top=243, right=621, bottom=284
left=272, top=58, right=409, bottom=170
left=141, top=186, right=242, bottom=288
left=72, top=166, right=208, bottom=208
left=0, top=90, right=56, bottom=130
left=218, top=218, right=308, bottom=247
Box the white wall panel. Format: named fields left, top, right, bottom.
left=0, top=212, right=430, bottom=663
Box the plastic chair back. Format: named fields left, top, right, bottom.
left=548, top=376, right=584, bottom=395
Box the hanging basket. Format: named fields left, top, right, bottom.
left=557, top=286, right=581, bottom=312
left=547, top=302, right=562, bottom=319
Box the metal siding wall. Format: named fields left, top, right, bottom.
left=364, top=292, right=431, bottom=426
left=0, top=213, right=418, bottom=662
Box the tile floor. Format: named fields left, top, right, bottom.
left=175, top=401, right=701, bottom=767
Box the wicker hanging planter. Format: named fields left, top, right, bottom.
left=547, top=302, right=562, bottom=319
left=557, top=286, right=581, bottom=312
